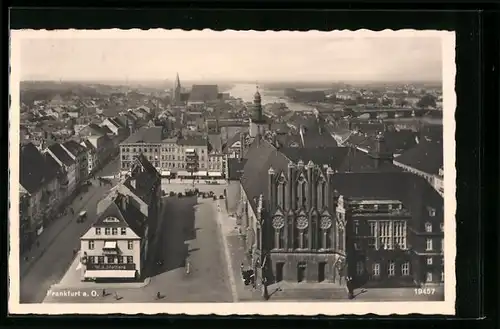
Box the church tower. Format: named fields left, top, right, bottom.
left=173, top=73, right=182, bottom=105
left=249, top=85, right=268, bottom=139
left=253, top=86, right=263, bottom=122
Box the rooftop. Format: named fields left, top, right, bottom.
left=121, top=126, right=164, bottom=144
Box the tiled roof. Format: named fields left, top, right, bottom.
left=48, top=143, right=76, bottom=166
left=222, top=132, right=241, bottom=153
left=176, top=136, right=207, bottom=147
left=100, top=125, right=113, bottom=134
left=121, top=127, right=164, bottom=144
left=331, top=172, right=443, bottom=223
left=63, top=140, right=86, bottom=156
left=393, top=140, right=443, bottom=176
left=189, top=85, right=219, bottom=102
left=123, top=154, right=160, bottom=204
left=20, top=143, right=48, bottom=194
left=93, top=197, right=145, bottom=238
left=82, top=139, right=97, bottom=152
left=362, top=130, right=418, bottom=155
left=240, top=140, right=289, bottom=214
left=208, top=134, right=223, bottom=153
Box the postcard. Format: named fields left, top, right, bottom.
left=9, top=29, right=456, bottom=316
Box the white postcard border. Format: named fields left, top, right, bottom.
left=9, top=29, right=456, bottom=316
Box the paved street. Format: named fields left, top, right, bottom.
left=20, top=157, right=120, bottom=303
left=43, top=191, right=233, bottom=303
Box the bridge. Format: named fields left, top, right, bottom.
left=348, top=107, right=441, bottom=119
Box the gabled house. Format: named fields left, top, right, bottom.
left=46, top=143, right=77, bottom=198
left=80, top=194, right=149, bottom=281
left=62, top=140, right=89, bottom=185
left=81, top=139, right=98, bottom=175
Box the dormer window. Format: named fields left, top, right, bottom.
left=425, top=222, right=432, bottom=233
left=428, top=207, right=436, bottom=217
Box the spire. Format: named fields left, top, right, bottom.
left=175, top=72, right=181, bottom=89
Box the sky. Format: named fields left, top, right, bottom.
left=18, top=31, right=444, bottom=82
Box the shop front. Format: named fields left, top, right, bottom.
left=84, top=263, right=138, bottom=280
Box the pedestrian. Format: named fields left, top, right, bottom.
left=102, top=289, right=106, bottom=297
left=346, top=276, right=354, bottom=300
left=156, top=291, right=161, bottom=299
left=114, top=292, right=119, bottom=300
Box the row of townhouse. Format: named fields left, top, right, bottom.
left=20, top=141, right=88, bottom=252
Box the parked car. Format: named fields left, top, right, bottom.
left=219, top=195, right=224, bottom=199
left=169, top=191, right=176, bottom=197
left=177, top=192, right=183, bottom=198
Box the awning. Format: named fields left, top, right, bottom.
left=177, top=171, right=190, bottom=176
left=195, top=171, right=207, bottom=176
left=208, top=172, right=222, bottom=177
left=84, top=270, right=136, bottom=278
left=161, top=171, right=171, bottom=176
left=103, top=241, right=117, bottom=249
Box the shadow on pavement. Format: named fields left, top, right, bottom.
left=143, top=196, right=199, bottom=278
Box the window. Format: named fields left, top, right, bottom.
left=128, top=241, right=134, bottom=250
left=105, top=228, right=111, bottom=235
left=427, top=257, right=433, bottom=265
left=394, top=221, right=407, bottom=249
left=107, top=256, right=116, bottom=264
left=441, top=238, right=444, bottom=252
left=95, top=228, right=101, bottom=235
left=88, top=256, right=95, bottom=264
left=440, top=223, right=444, bottom=232
left=441, top=271, right=445, bottom=282
left=372, top=263, right=380, bottom=277
left=277, top=181, right=285, bottom=209
left=379, top=221, right=393, bottom=250
left=117, top=256, right=124, bottom=264
left=426, top=272, right=433, bottom=282
left=401, top=262, right=410, bottom=276
left=356, top=261, right=364, bottom=275
left=388, top=261, right=395, bottom=276
left=121, top=228, right=127, bottom=235
left=353, top=220, right=359, bottom=235
left=425, top=222, right=432, bottom=233
left=88, top=240, right=94, bottom=250
left=97, top=256, right=104, bottom=264
left=112, top=228, right=118, bottom=235
left=127, top=256, right=134, bottom=264
left=368, top=221, right=377, bottom=249
left=428, top=207, right=436, bottom=217
left=426, top=238, right=433, bottom=251
left=441, top=257, right=444, bottom=266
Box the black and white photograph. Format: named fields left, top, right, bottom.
left=9, top=29, right=456, bottom=316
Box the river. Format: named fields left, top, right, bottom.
left=225, top=83, right=316, bottom=112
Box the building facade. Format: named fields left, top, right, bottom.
left=80, top=196, right=146, bottom=281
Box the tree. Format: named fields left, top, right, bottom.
left=417, top=94, right=437, bottom=108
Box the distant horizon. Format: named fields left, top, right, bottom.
left=17, top=31, right=444, bottom=82
left=21, top=78, right=443, bottom=86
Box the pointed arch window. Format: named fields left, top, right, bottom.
left=296, top=175, right=307, bottom=208
left=317, top=178, right=326, bottom=210
left=277, top=175, right=286, bottom=209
